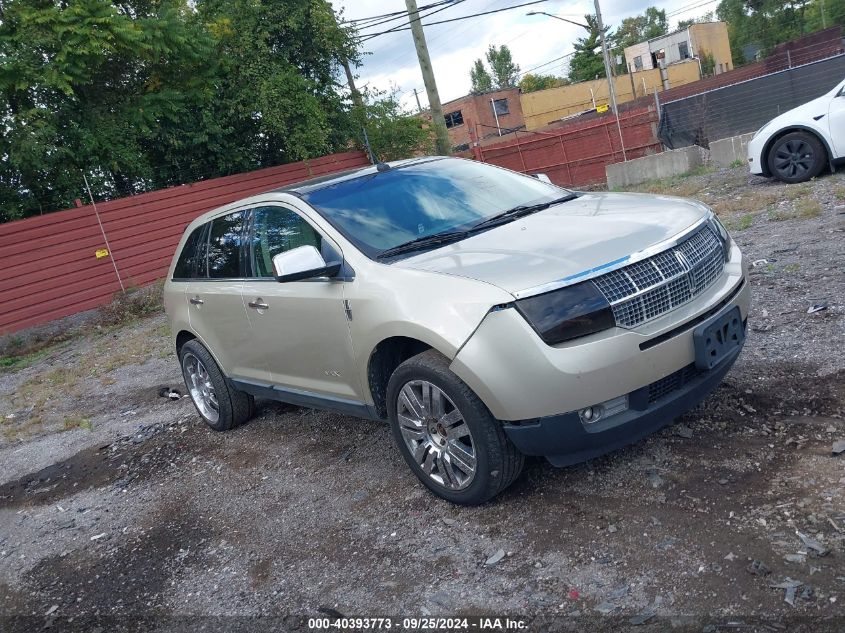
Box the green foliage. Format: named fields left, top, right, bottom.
left=568, top=15, right=609, bottom=83
left=470, top=59, right=493, bottom=93
left=518, top=73, right=569, bottom=93
left=716, top=0, right=843, bottom=66
left=699, top=50, right=716, bottom=75
left=352, top=90, right=435, bottom=162
left=613, top=7, right=668, bottom=62
left=485, top=45, right=520, bottom=89
left=678, top=11, right=715, bottom=29
left=0, top=0, right=362, bottom=222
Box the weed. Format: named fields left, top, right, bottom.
left=96, top=280, right=164, bottom=328
left=783, top=263, right=800, bottom=273
left=728, top=214, right=754, bottom=231
left=729, top=159, right=745, bottom=168
left=63, top=416, right=93, bottom=431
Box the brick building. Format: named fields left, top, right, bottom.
left=421, top=87, right=525, bottom=151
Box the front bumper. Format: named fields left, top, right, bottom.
left=450, top=242, right=749, bottom=422
left=747, top=134, right=766, bottom=175
left=501, top=336, right=743, bottom=466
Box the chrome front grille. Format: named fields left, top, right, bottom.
left=593, top=226, right=725, bottom=329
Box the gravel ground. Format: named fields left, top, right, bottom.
left=1, top=166, right=844, bottom=632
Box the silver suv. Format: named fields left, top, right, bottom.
left=164, top=157, right=749, bottom=504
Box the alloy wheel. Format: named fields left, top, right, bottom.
left=183, top=352, right=219, bottom=423
left=773, top=139, right=814, bottom=180
left=396, top=380, right=476, bottom=490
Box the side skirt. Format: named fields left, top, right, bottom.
left=230, top=378, right=383, bottom=421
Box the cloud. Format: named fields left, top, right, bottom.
left=331, top=0, right=718, bottom=109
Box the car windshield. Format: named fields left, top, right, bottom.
left=299, top=159, right=571, bottom=259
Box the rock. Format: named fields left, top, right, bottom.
left=90, top=532, right=108, bottom=541
left=784, top=554, right=806, bottom=564
left=656, top=537, right=677, bottom=551
left=718, top=478, right=729, bottom=485
left=45, top=605, right=58, bottom=616
left=724, top=552, right=737, bottom=561
left=629, top=608, right=656, bottom=625
left=442, top=518, right=457, bottom=526
left=594, top=602, right=617, bottom=615
left=608, top=524, right=618, bottom=533
left=351, top=490, right=369, bottom=502
left=675, top=425, right=693, bottom=439
left=747, top=560, right=771, bottom=576
left=648, top=472, right=664, bottom=488
left=832, top=440, right=845, bottom=456
left=797, top=531, right=829, bottom=556
left=485, top=549, right=505, bottom=566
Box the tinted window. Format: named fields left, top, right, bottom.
left=250, top=207, right=322, bottom=278
left=300, top=159, right=568, bottom=258
left=493, top=98, right=509, bottom=115
left=173, top=225, right=204, bottom=279
left=207, top=211, right=246, bottom=278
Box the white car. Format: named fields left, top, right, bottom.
left=748, top=76, right=845, bottom=183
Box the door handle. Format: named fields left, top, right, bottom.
left=248, top=300, right=269, bottom=310
left=189, top=297, right=204, bottom=305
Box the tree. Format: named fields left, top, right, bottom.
left=518, top=73, right=568, bottom=93
left=613, top=7, right=668, bottom=51
left=0, top=0, right=362, bottom=222
left=0, top=0, right=219, bottom=220
left=486, top=45, right=521, bottom=89
left=678, top=11, right=715, bottom=29
left=568, top=15, right=609, bottom=83
left=351, top=89, right=435, bottom=161
left=470, top=59, right=493, bottom=93
left=611, top=7, right=668, bottom=73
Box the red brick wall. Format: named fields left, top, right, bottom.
left=0, top=151, right=370, bottom=334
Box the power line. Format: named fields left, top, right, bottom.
left=359, top=0, right=552, bottom=42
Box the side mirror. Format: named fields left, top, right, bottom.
left=272, top=245, right=341, bottom=283
left=531, top=173, right=552, bottom=184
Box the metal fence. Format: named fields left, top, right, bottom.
left=477, top=107, right=661, bottom=187
left=0, top=151, right=370, bottom=334
left=658, top=53, right=845, bottom=149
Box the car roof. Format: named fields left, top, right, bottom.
left=277, top=156, right=448, bottom=196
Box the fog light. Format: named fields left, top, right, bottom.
left=578, top=395, right=629, bottom=424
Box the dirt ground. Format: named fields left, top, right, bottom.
left=1, top=165, right=844, bottom=632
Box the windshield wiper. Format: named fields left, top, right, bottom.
left=470, top=194, right=578, bottom=231
left=376, top=230, right=468, bottom=259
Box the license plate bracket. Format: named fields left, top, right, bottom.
left=693, top=306, right=744, bottom=370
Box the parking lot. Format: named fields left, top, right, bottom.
left=1, top=165, right=844, bottom=631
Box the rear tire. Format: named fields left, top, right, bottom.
left=766, top=131, right=826, bottom=183
left=179, top=339, right=254, bottom=431
left=387, top=350, right=524, bottom=505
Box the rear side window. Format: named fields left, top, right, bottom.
left=207, top=211, right=247, bottom=278
left=173, top=225, right=205, bottom=279
left=250, top=207, right=322, bottom=278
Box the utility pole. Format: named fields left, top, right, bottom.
left=405, top=0, right=450, bottom=155
left=413, top=88, right=423, bottom=113
left=593, top=0, right=626, bottom=161
left=342, top=59, right=364, bottom=109
left=593, top=0, right=618, bottom=116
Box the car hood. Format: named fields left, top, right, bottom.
left=394, top=192, right=710, bottom=297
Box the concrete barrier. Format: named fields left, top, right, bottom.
left=606, top=146, right=702, bottom=189
left=709, top=133, right=755, bottom=168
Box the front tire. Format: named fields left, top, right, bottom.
left=387, top=350, right=524, bottom=505
left=766, top=131, right=826, bottom=183
left=179, top=340, right=254, bottom=431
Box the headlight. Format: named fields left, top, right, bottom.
left=515, top=281, right=615, bottom=345
left=707, top=211, right=731, bottom=262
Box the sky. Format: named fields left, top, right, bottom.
left=329, top=0, right=718, bottom=110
